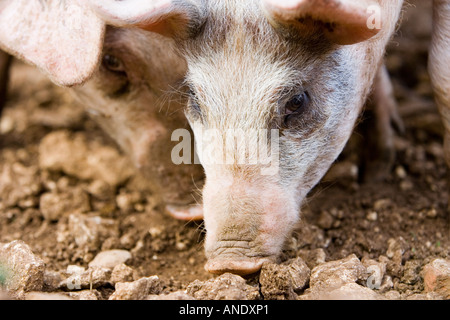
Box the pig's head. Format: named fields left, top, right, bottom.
left=0, top=0, right=204, bottom=206
left=180, top=0, right=402, bottom=275
left=89, top=0, right=403, bottom=275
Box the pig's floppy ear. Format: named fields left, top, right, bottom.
left=0, top=0, right=105, bottom=86
left=262, top=0, right=381, bottom=45
left=89, top=0, right=206, bottom=38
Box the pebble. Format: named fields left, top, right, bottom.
left=384, top=290, right=401, bottom=300
left=40, top=188, right=90, bottom=221
left=259, top=258, right=310, bottom=300
left=308, top=254, right=367, bottom=291
left=300, top=283, right=385, bottom=300
left=69, top=290, right=102, bottom=300
left=109, top=276, right=162, bottom=300
left=187, top=273, right=259, bottom=300
left=386, top=237, right=409, bottom=277
left=67, top=213, right=119, bottom=250
left=110, top=263, right=135, bottom=284
left=0, top=163, right=41, bottom=208
left=395, top=166, right=407, bottom=179
left=0, top=240, right=45, bottom=299
left=422, top=258, right=450, bottom=299
left=366, top=211, right=378, bottom=221
left=373, top=198, right=392, bottom=211
left=297, top=249, right=327, bottom=269
left=401, top=260, right=422, bottom=285
left=317, top=211, right=334, bottom=229
left=60, top=266, right=111, bottom=290
left=43, top=270, right=63, bottom=291
left=39, top=130, right=134, bottom=187
left=425, top=208, right=437, bottom=218
left=88, top=250, right=132, bottom=269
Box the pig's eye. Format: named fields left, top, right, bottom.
left=188, top=90, right=202, bottom=114
left=101, top=53, right=129, bottom=97
left=285, top=92, right=309, bottom=115
left=284, top=92, right=309, bottom=124
left=102, top=54, right=126, bottom=74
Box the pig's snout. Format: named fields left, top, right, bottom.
left=204, top=240, right=274, bottom=275
left=202, top=177, right=299, bottom=275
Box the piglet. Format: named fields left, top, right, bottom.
left=90, top=0, right=449, bottom=275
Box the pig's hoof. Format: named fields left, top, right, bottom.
left=165, top=204, right=203, bottom=221
left=205, top=257, right=272, bottom=276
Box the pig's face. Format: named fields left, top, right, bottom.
left=181, top=1, right=371, bottom=274
left=73, top=27, right=204, bottom=206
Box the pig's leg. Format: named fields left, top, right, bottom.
left=0, top=50, right=12, bottom=116
left=429, top=0, right=450, bottom=210
left=359, top=64, right=404, bottom=182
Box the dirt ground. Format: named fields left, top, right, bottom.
left=0, top=1, right=448, bottom=300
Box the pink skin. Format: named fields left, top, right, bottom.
left=202, top=172, right=300, bottom=275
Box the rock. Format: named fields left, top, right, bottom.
left=401, top=260, right=422, bottom=285
left=406, top=292, right=444, bottom=300
left=111, top=263, right=135, bottom=284
left=60, top=266, right=111, bottom=290
left=0, top=163, right=41, bottom=208
left=366, top=211, right=378, bottom=221
left=373, top=198, right=392, bottom=211
left=25, top=292, right=72, bottom=300
left=386, top=237, right=409, bottom=277
left=40, top=188, right=90, bottom=221
left=43, top=270, right=63, bottom=291
left=116, top=191, right=143, bottom=213
left=69, top=290, right=102, bottom=300
left=0, top=240, right=45, bottom=299
left=295, top=222, right=327, bottom=249
left=109, top=276, right=162, bottom=300
left=86, top=180, right=115, bottom=201
left=147, top=291, right=196, bottom=300
left=317, top=211, right=334, bottom=229
left=187, top=273, right=259, bottom=300
left=300, top=283, right=385, bottom=300
left=259, top=258, right=310, bottom=300
left=422, top=258, right=450, bottom=299
left=309, top=254, right=367, bottom=291
left=378, top=275, right=394, bottom=293
left=89, top=250, right=132, bottom=269
left=67, top=213, right=119, bottom=250
left=384, top=290, right=401, bottom=300
left=297, top=249, right=327, bottom=269
left=39, top=130, right=134, bottom=187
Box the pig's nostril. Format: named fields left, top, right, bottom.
left=204, top=257, right=272, bottom=276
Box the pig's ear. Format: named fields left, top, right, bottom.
left=262, top=0, right=381, bottom=45
left=0, top=0, right=105, bottom=86
left=90, top=0, right=206, bottom=38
